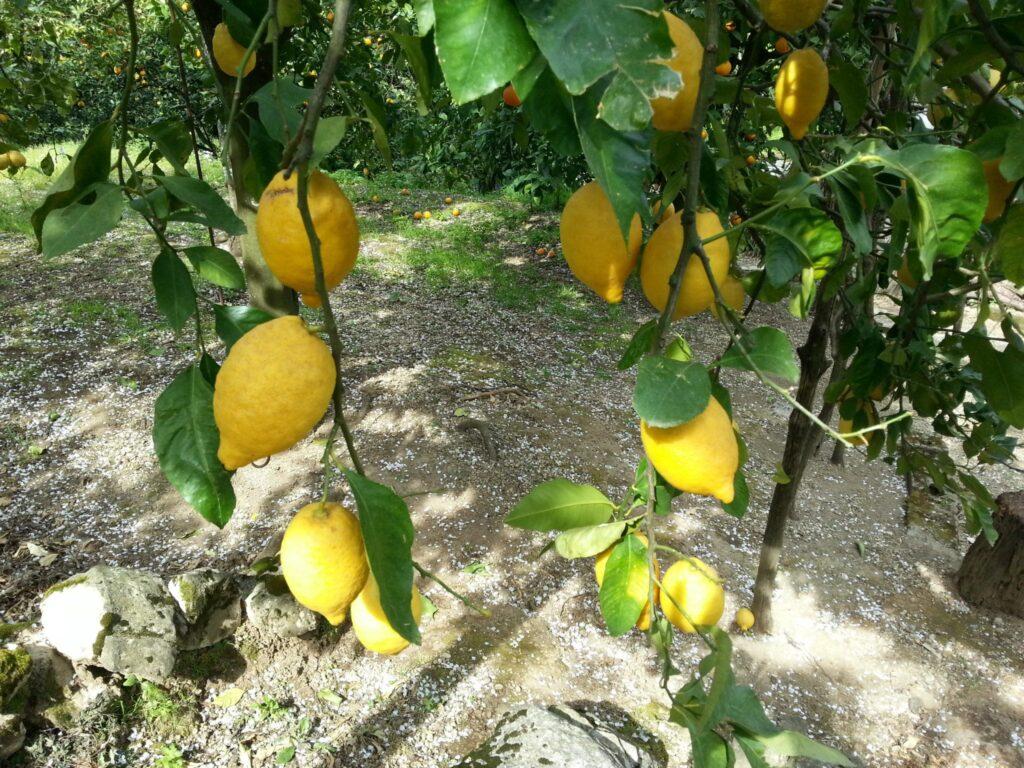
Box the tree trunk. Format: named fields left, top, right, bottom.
left=957, top=491, right=1024, bottom=617
left=751, top=294, right=836, bottom=633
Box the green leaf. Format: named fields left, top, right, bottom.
left=213, top=687, right=245, bottom=707
left=753, top=730, right=852, bottom=766
left=393, top=32, right=437, bottom=115
left=153, top=365, right=235, bottom=528
left=41, top=182, right=123, bottom=259
left=275, top=746, right=296, bottom=764
left=142, top=119, right=193, bottom=175
left=505, top=479, right=614, bottom=531
left=152, top=249, right=197, bottom=331
left=720, top=685, right=778, bottom=735
left=598, top=535, right=648, bottom=636
left=310, top=116, right=349, bottom=168
left=32, top=120, right=113, bottom=250
left=523, top=68, right=580, bottom=156
left=251, top=79, right=311, bottom=145
left=718, top=327, right=799, bottom=383
left=158, top=175, right=247, bottom=235
left=911, top=0, right=956, bottom=72
left=184, top=246, right=246, bottom=290
left=994, top=205, right=1024, bottom=286
left=317, top=689, right=344, bottom=705
left=617, top=320, right=657, bottom=370
left=1000, top=122, right=1024, bottom=182
left=554, top=521, right=626, bottom=559
left=514, top=0, right=678, bottom=131
left=756, top=208, right=842, bottom=287
left=964, top=335, right=1024, bottom=427
left=633, top=357, right=712, bottom=428
left=213, top=304, right=275, bottom=349
left=828, top=172, right=872, bottom=254
left=433, top=0, right=536, bottom=104
left=345, top=471, right=419, bottom=645
left=356, top=90, right=393, bottom=168
left=414, top=0, right=435, bottom=34
left=511, top=53, right=547, bottom=102
left=691, top=730, right=732, bottom=768
left=828, top=59, right=867, bottom=131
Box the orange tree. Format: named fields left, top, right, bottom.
left=9, top=0, right=1024, bottom=764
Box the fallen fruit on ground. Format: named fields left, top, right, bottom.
left=413, top=211, right=422, bottom=220
left=213, top=315, right=335, bottom=470
left=651, top=13, right=703, bottom=132
left=351, top=574, right=422, bottom=654
left=281, top=502, right=369, bottom=625
left=212, top=22, right=255, bottom=77
left=982, top=158, right=1014, bottom=223
left=444, top=196, right=453, bottom=204
left=560, top=181, right=641, bottom=303
left=641, top=396, right=739, bottom=503
left=595, top=533, right=659, bottom=631
left=758, top=0, right=827, bottom=33
left=775, top=48, right=828, bottom=140
left=256, top=168, right=359, bottom=307
left=502, top=84, right=521, bottom=108
left=735, top=607, right=755, bottom=631
left=660, top=557, right=725, bottom=632
left=640, top=210, right=731, bottom=319
left=451, top=208, right=460, bottom=216
left=423, top=211, right=432, bottom=219
left=371, top=194, right=380, bottom=202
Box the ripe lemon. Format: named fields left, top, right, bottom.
left=735, top=607, right=755, bottom=631
left=641, top=396, right=738, bottom=503
left=444, top=196, right=453, bottom=204
left=775, top=48, right=828, bottom=140
left=711, top=274, right=745, bottom=319
left=452, top=208, right=461, bottom=217
left=983, top=158, right=1014, bottom=223
left=7, top=150, right=26, bottom=169
left=758, top=0, right=827, bottom=33
left=839, top=400, right=878, bottom=446
left=351, top=575, right=422, bottom=654
left=281, top=502, right=369, bottom=625
left=595, top=533, right=659, bottom=631
left=256, top=169, right=359, bottom=308
left=212, top=22, right=255, bottom=77
left=560, top=181, right=641, bottom=303
left=651, top=13, right=703, bottom=132
left=0, top=154, right=9, bottom=171
left=640, top=210, right=730, bottom=319
left=659, top=557, right=725, bottom=632
left=213, top=316, right=335, bottom=470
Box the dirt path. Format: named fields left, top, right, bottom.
left=1, top=182, right=1022, bottom=768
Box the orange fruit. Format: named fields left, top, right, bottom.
left=503, top=84, right=521, bottom=107
left=715, top=61, right=732, bottom=76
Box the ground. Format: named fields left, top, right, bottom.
left=1, top=149, right=1022, bottom=768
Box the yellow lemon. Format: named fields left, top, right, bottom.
left=983, top=158, right=1014, bottom=223
left=775, top=48, right=829, bottom=140
left=640, top=210, right=730, bottom=319
left=640, top=396, right=738, bottom=503
left=6, top=150, right=26, bottom=169
left=659, top=557, right=725, bottom=632
left=212, top=22, right=255, bottom=77
left=256, top=169, right=359, bottom=307
left=710, top=274, right=745, bottom=319
left=595, top=533, right=659, bottom=631
left=651, top=13, right=703, bottom=132
left=560, top=181, right=642, bottom=303
left=758, top=0, right=827, bottom=33
left=735, top=607, right=755, bottom=631
left=213, top=316, right=335, bottom=470
left=281, top=502, right=368, bottom=625
left=0, top=155, right=9, bottom=171
left=839, top=400, right=878, bottom=446
left=351, top=575, right=422, bottom=655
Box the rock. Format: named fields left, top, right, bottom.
left=40, top=565, right=178, bottom=681
left=454, top=704, right=659, bottom=768
left=0, top=714, right=25, bottom=759
left=168, top=570, right=242, bottom=649
left=244, top=576, right=317, bottom=638
left=17, top=631, right=75, bottom=724
left=39, top=665, right=121, bottom=730
left=0, top=647, right=31, bottom=711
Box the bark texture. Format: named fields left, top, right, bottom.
left=957, top=491, right=1024, bottom=618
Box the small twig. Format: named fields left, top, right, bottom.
left=457, top=386, right=523, bottom=402
left=413, top=561, right=491, bottom=617
left=455, top=418, right=497, bottom=462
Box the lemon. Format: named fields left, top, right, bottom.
left=652, top=198, right=676, bottom=223
left=256, top=169, right=359, bottom=307
left=735, top=607, right=755, bottom=631
left=659, top=557, right=725, bottom=632
left=281, top=502, right=369, bottom=625
left=213, top=316, right=335, bottom=470
left=212, top=22, right=255, bottom=77
left=351, top=574, right=422, bottom=654
left=6, top=150, right=26, bottom=169
left=711, top=274, right=745, bottom=319
left=775, top=48, right=829, bottom=140
left=560, top=181, right=642, bottom=303
left=640, top=210, right=730, bottom=319
left=839, top=400, right=878, bottom=446
left=0, top=154, right=9, bottom=171
left=641, top=396, right=738, bottom=503
left=651, top=13, right=703, bottom=132
left=758, top=0, right=827, bottom=33
left=595, top=533, right=659, bottom=631
left=983, top=158, right=1014, bottom=223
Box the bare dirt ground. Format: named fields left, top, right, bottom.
left=1, top=182, right=1022, bottom=768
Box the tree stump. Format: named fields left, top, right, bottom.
left=957, top=491, right=1024, bottom=617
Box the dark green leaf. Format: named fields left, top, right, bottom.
left=153, top=365, right=235, bottom=527
left=184, top=246, right=246, bottom=290
left=310, top=116, right=349, bottom=168
left=199, top=353, right=220, bottom=386
left=152, top=249, right=197, bottom=331
left=251, top=78, right=311, bottom=145
left=828, top=59, right=867, bottom=131
left=617, top=320, right=658, bottom=370
left=345, top=471, right=419, bottom=645
left=41, top=182, right=123, bottom=259
left=718, top=327, right=799, bottom=383
left=994, top=205, right=1024, bottom=286
left=964, top=336, right=1024, bottom=427
left=757, top=208, right=842, bottom=287
left=511, top=53, right=546, bottom=102
left=393, top=32, right=437, bottom=115
left=690, top=730, right=732, bottom=768
left=1000, top=122, right=1024, bottom=181
left=554, top=521, right=625, bottom=559
left=523, top=68, right=580, bottom=156
left=142, top=119, right=193, bottom=175
left=505, top=479, right=614, bottom=531
left=158, top=175, right=246, bottom=235
left=213, top=304, right=275, bottom=349
left=633, top=357, right=712, bottom=428
left=911, top=0, right=956, bottom=71
left=598, top=535, right=648, bottom=636
left=356, top=90, right=393, bottom=167
left=721, top=685, right=778, bottom=735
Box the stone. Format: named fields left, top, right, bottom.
left=17, top=631, right=75, bottom=724
left=0, top=714, right=25, bottom=759
left=168, top=570, right=242, bottom=649
left=244, top=575, right=317, bottom=638
left=453, top=704, right=659, bottom=768
left=40, top=565, right=178, bottom=681
left=0, top=647, right=31, bottom=711
left=38, top=665, right=121, bottom=730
